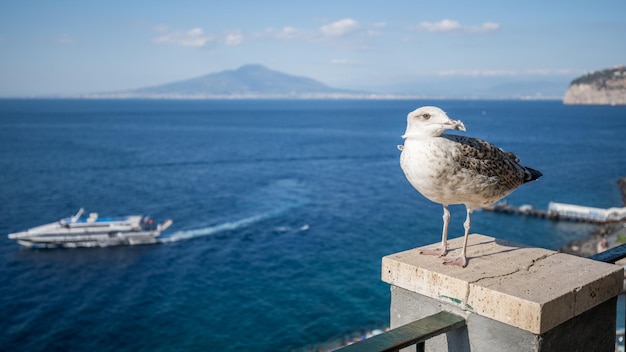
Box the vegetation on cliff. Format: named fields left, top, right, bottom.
left=563, top=66, right=626, bottom=105
left=571, top=66, right=626, bottom=87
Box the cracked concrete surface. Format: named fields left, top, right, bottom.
left=382, top=234, right=623, bottom=334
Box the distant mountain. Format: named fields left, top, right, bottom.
left=89, top=64, right=368, bottom=99
left=80, top=63, right=575, bottom=100
left=563, top=66, right=626, bottom=105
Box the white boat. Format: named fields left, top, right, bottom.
left=7, top=208, right=173, bottom=248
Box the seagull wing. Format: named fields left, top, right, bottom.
left=443, top=134, right=528, bottom=191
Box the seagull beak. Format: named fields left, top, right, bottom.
left=450, top=119, right=466, bottom=131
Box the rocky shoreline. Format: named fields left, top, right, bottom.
left=559, top=177, right=626, bottom=259
left=559, top=221, right=626, bottom=258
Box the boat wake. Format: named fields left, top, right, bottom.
left=160, top=212, right=281, bottom=243
left=159, top=178, right=309, bottom=244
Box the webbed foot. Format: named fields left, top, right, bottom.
left=419, top=246, right=448, bottom=257
left=442, top=255, right=468, bottom=268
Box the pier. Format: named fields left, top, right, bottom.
left=481, top=200, right=626, bottom=224
left=483, top=176, right=626, bottom=225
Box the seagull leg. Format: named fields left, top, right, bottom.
left=443, top=207, right=472, bottom=268
left=419, top=205, right=450, bottom=257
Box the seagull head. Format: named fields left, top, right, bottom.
left=402, top=106, right=466, bottom=139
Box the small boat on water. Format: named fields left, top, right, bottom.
left=7, top=208, right=173, bottom=248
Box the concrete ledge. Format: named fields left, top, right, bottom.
left=382, top=234, right=624, bottom=334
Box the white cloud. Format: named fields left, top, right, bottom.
left=366, top=22, right=387, bottom=36
left=413, top=19, right=500, bottom=34
left=187, top=28, right=203, bottom=37
left=319, top=18, right=360, bottom=37
left=152, top=18, right=380, bottom=50
left=255, top=19, right=369, bottom=42
left=225, top=32, right=243, bottom=46
left=153, top=27, right=215, bottom=47
left=419, top=19, right=461, bottom=32
left=469, top=22, right=501, bottom=33
left=273, top=26, right=305, bottom=39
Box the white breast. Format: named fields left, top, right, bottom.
left=399, top=137, right=503, bottom=208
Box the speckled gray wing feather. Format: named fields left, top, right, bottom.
left=443, top=134, right=529, bottom=191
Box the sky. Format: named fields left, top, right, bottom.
left=0, top=0, right=625, bottom=97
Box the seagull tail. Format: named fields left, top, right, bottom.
left=523, top=167, right=543, bottom=183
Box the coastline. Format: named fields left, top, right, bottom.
left=559, top=177, right=626, bottom=260
left=559, top=221, right=626, bottom=258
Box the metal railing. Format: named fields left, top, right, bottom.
left=334, top=311, right=465, bottom=352
left=589, top=243, right=626, bottom=264
left=336, top=243, right=626, bottom=352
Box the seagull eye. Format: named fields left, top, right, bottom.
left=422, top=113, right=431, bottom=120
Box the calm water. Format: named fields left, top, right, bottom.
left=0, top=99, right=625, bottom=351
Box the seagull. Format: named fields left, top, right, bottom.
left=398, top=106, right=542, bottom=267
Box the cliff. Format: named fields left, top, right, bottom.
left=563, top=66, right=626, bottom=105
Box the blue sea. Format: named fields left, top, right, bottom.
left=0, top=99, right=625, bottom=351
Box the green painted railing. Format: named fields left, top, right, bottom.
left=334, top=311, right=465, bottom=352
